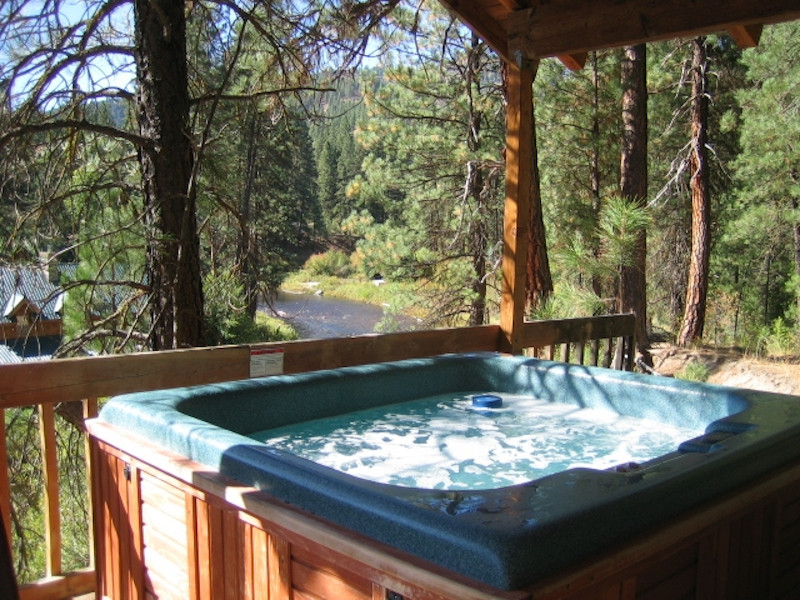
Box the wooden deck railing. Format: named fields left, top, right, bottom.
left=522, top=314, right=635, bottom=369
left=0, top=315, right=634, bottom=600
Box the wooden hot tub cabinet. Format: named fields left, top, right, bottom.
left=90, top=419, right=800, bottom=600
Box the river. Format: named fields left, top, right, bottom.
left=263, top=290, right=416, bottom=339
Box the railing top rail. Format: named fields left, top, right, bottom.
left=0, top=318, right=638, bottom=410
left=0, top=325, right=503, bottom=410
left=522, top=313, right=635, bottom=347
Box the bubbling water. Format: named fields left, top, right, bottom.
left=249, top=394, right=704, bottom=490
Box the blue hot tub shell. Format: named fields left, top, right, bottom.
left=98, top=353, right=800, bottom=590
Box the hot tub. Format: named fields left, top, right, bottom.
left=94, top=352, right=800, bottom=593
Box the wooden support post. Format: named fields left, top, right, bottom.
left=500, top=60, right=537, bottom=354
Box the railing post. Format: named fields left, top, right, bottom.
left=83, top=398, right=98, bottom=571
left=0, top=409, right=11, bottom=545
left=0, top=408, right=17, bottom=597
left=38, top=404, right=62, bottom=577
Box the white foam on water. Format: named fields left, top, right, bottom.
left=249, top=394, right=704, bottom=490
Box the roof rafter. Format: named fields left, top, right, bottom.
left=506, top=0, right=800, bottom=63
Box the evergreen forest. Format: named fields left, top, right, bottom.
left=2, top=1, right=799, bottom=357
left=2, top=2, right=798, bottom=358
left=1, top=0, right=800, bottom=583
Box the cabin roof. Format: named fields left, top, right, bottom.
left=0, top=267, right=62, bottom=324
left=439, top=0, right=800, bottom=67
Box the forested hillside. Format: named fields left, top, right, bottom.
left=1, top=0, right=799, bottom=356
left=309, top=18, right=800, bottom=355
left=2, top=0, right=800, bottom=584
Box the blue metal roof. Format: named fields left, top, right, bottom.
left=0, top=266, right=63, bottom=323
left=0, top=265, right=66, bottom=362
left=0, top=345, right=22, bottom=365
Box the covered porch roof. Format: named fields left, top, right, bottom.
left=438, top=0, right=800, bottom=68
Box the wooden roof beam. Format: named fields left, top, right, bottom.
left=507, top=0, right=800, bottom=61
left=438, top=0, right=586, bottom=69
left=557, top=52, right=587, bottom=70
left=438, top=0, right=511, bottom=60
left=727, top=24, right=764, bottom=47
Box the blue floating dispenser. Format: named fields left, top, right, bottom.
left=471, top=394, right=503, bottom=409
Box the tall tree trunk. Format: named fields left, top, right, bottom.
left=469, top=163, right=487, bottom=326
left=135, top=0, right=204, bottom=349
left=525, top=103, right=553, bottom=310
left=677, top=37, right=711, bottom=346
left=793, top=197, right=800, bottom=321
left=590, top=53, right=604, bottom=298
left=239, top=107, right=260, bottom=318
left=618, top=43, right=650, bottom=364
left=466, top=36, right=488, bottom=326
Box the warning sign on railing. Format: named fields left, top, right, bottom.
left=249, top=347, right=284, bottom=377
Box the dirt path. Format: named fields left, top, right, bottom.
left=651, top=344, right=800, bottom=395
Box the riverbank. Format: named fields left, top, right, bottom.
left=265, top=271, right=424, bottom=339
left=282, top=271, right=427, bottom=318
left=266, top=290, right=417, bottom=338
left=282, top=272, right=405, bottom=303
left=273, top=277, right=800, bottom=395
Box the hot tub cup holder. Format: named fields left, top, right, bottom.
left=470, top=393, right=503, bottom=409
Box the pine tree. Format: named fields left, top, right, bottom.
left=677, top=37, right=712, bottom=346
left=731, top=23, right=800, bottom=335
left=533, top=50, right=622, bottom=314
left=0, top=0, right=397, bottom=351
left=618, top=44, right=650, bottom=362
left=349, top=6, right=506, bottom=325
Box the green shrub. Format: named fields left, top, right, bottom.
left=204, top=270, right=298, bottom=344
left=755, top=317, right=797, bottom=357
left=675, top=361, right=711, bottom=382
left=254, top=312, right=299, bottom=342
left=529, top=281, right=608, bottom=320
left=303, top=250, right=353, bottom=278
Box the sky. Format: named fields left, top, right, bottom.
left=1, top=0, right=135, bottom=107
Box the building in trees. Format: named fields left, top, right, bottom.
left=0, top=264, right=66, bottom=362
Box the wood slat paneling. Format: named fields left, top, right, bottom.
left=292, top=545, right=373, bottom=600
left=634, top=545, right=698, bottom=600
left=244, top=522, right=270, bottom=600
left=91, top=425, right=800, bottom=600
left=268, top=533, right=291, bottom=600
left=141, top=509, right=188, bottom=594
left=775, top=484, right=800, bottom=599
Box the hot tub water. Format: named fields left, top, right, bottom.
left=249, top=393, right=704, bottom=490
